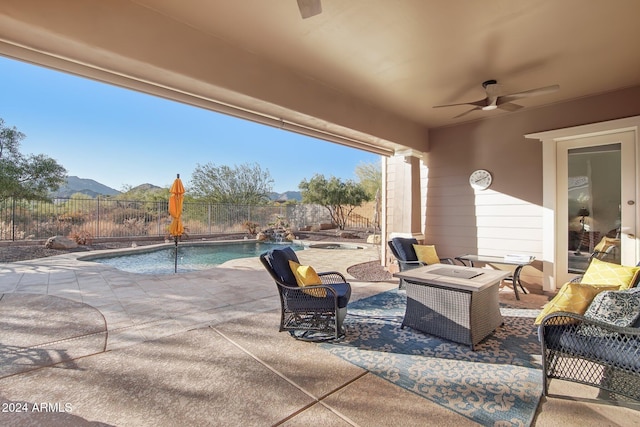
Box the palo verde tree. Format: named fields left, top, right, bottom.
left=0, top=118, right=67, bottom=201
left=190, top=162, right=274, bottom=204
left=299, top=174, right=371, bottom=230
left=354, top=160, right=382, bottom=199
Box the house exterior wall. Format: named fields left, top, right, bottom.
left=422, top=85, right=640, bottom=289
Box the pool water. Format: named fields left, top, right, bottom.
left=86, top=242, right=304, bottom=274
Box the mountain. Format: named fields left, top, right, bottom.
left=269, top=191, right=302, bottom=202
left=127, top=183, right=163, bottom=193
left=53, top=176, right=300, bottom=200
left=53, top=176, right=120, bottom=198
left=121, top=183, right=165, bottom=197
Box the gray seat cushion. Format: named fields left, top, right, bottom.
left=544, top=324, right=640, bottom=371
left=266, top=247, right=300, bottom=287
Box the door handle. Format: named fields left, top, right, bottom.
left=628, top=234, right=636, bottom=239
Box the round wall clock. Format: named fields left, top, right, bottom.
left=469, top=169, right=492, bottom=190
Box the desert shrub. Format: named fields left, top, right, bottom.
left=0, top=221, right=26, bottom=240
left=122, top=217, right=147, bottom=235
left=242, top=220, right=260, bottom=235
left=40, top=219, right=73, bottom=238
left=69, top=228, right=93, bottom=245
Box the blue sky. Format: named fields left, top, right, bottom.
left=0, top=56, right=380, bottom=193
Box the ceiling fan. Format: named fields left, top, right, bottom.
left=433, top=80, right=560, bottom=118
left=297, top=0, right=322, bottom=19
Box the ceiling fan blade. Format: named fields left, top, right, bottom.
left=498, top=84, right=559, bottom=104
left=436, top=80, right=556, bottom=118
left=433, top=98, right=487, bottom=109
left=453, top=107, right=481, bottom=118
left=297, top=0, right=322, bottom=19
left=497, top=102, right=523, bottom=112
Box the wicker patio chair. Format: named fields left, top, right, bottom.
left=539, top=262, right=640, bottom=401
left=388, top=237, right=454, bottom=288
left=260, top=246, right=351, bottom=341
left=539, top=311, right=640, bottom=401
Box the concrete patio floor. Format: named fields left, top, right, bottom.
left=1, top=242, right=639, bottom=426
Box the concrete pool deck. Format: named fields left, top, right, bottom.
left=0, top=243, right=391, bottom=351
left=1, top=243, right=639, bottom=426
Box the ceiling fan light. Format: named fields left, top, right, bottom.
left=482, top=105, right=497, bottom=111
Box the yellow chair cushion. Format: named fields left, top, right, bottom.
left=534, top=281, right=620, bottom=325
left=581, top=258, right=640, bottom=290
left=288, top=260, right=326, bottom=297
left=412, top=244, right=440, bottom=265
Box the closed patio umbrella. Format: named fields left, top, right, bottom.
left=168, top=174, right=184, bottom=272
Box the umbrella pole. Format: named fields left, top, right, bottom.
left=169, top=173, right=183, bottom=274
left=174, top=236, right=178, bottom=273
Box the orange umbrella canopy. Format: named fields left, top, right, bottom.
left=168, top=175, right=185, bottom=237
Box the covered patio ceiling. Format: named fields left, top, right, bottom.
left=1, top=0, right=640, bottom=156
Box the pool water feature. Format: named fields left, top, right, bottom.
left=83, top=241, right=304, bottom=274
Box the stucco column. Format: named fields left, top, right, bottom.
left=385, top=151, right=424, bottom=243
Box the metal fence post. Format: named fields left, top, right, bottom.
left=11, top=197, right=16, bottom=241
left=96, top=197, right=100, bottom=238
left=157, top=201, right=161, bottom=237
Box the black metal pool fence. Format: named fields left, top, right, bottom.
left=0, top=197, right=374, bottom=241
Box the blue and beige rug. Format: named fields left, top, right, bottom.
left=320, top=289, right=543, bottom=427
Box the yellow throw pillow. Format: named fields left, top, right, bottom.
left=288, top=260, right=327, bottom=297
left=534, top=281, right=620, bottom=325
left=581, top=258, right=640, bottom=290
left=412, top=244, right=440, bottom=265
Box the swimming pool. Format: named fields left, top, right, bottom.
left=82, top=241, right=305, bottom=274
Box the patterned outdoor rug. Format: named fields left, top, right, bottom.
left=320, top=289, right=543, bottom=427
